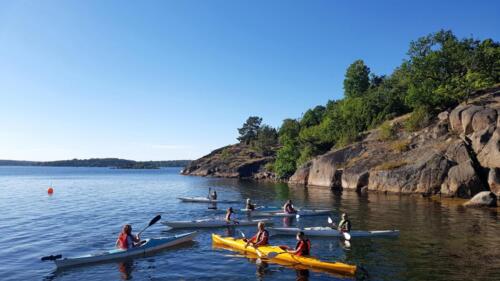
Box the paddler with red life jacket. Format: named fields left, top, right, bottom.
left=283, top=200, right=297, bottom=214
left=244, top=221, right=269, bottom=247
left=286, top=231, right=311, bottom=256
left=115, top=224, right=141, bottom=250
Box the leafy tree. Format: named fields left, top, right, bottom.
left=344, top=60, right=370, bottom=98
left=274, top=142, right=300, bottom=178
left=237, top=116, right=262, bottom=144
left=278, top=119, right=301, bottom=144
left=253, top=125, right=278, bottom=155
left=300, top=106, right=326, bottom=128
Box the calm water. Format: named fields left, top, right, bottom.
left=0, top=166, right=499, bottom=281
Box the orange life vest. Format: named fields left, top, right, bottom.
left=117, top=232, right=131, bottom=249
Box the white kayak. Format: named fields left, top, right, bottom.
left=239, top=206, right=281, bottom=212
left=269, top=227, right=400, bottom=237
left=251, top=209, right=331, bottom=217
left=52, top=232, right=197, bottom=268
left=162, top=218, right=272, bottom=229
left=178, top=197, right=240, bottom=203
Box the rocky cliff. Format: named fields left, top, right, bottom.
left=290, top=87, right=500, bottom=201
left=181, top=144, right=277, bottom=179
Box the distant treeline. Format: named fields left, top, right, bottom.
left=0, top=158, right=191, bottom=169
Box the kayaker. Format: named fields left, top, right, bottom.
left=338, top=213, right=352, bottom=232
left=246, top=198, right=256, bottom=211
left=286, top=232, right=311, bottom=256
left=115, top=224, right=141, bottom=250
left=244, top=221, right=269, bottom=247
left=211, top=189, right=217, bottom=200
left=225, top=207, right=239, bottom=224
left=283, top=200, right=297, bottom=214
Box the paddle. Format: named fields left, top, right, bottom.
left=329, top=216, right=351, bottom=241
left=137, top=215, right=162, bottom=237
left=41, top=254, right=62, bottom=261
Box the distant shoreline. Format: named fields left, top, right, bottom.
left=0, top=158, right=191, bottom=170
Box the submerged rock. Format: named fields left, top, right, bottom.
left=463, top=191, right=497, bottom=207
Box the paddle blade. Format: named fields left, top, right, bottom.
left=41, top=254, right=62, bottom=261
left=238, top=230, right=246, bottom=238
left=149, top=215, right=162, bottom=227
left=343, top=232, right=351, bottom=241
left=327, top=216, right=333, bottom=224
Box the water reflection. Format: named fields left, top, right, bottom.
left=295, top=269, right=310, bottom=281
left=118, top=260, right=134, bottom=280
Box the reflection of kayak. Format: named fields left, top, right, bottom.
left=269, top=227, right=400, bottom=237
left=54, top=232, right=197, bottom=268
left=178, top=197, right=240, bottom=203
left=252, top=209, right=331, bottom=217
left=212, top=234, right=356, bottom=275
left=162, top=219, right=272, bottom=228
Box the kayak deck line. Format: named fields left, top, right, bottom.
left=53, top=232, right=197, bottom=268
left=161, top=218, right=273, bottom=229
left=177, top=197, right=241, bottom=203
left=211, top=234, right=357, bottom=276
left=269, top=227, right=400, bottom=238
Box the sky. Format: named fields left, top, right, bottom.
left=0, top=0, right=499, bottom=161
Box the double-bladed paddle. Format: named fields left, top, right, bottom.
left=328, top=216, right=351, bottom=241
left=41, top=215, right=162, bottom=262
left=137, top=214, right=162, bottom=236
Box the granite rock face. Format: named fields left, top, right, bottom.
left=287, top=87, right=500, bottom=201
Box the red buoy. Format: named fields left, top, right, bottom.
left=48, top=187, right=54, bottom=194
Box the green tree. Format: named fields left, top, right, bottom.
left=300, top=106, right=326, bottom=128
left=237, top=116, right=262, bottom=144
left=274, top=141, right=300, bottom=178
left=253, top=125, right=278, bottom=155
left=344, top=60, right=370, bottom=98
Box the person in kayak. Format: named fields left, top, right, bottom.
left=338, top=213, right=352, bottom=232
left=286, top=232, right=311, bottom=256
left=225, top=207, right=239, bottom=224
left=115, top=224, right=141, bottom=250
left=244, top=221, right=269, bottom=247
left=283, top=200, right=297, bottom=214
left=246, top=198, right=256, bottom=211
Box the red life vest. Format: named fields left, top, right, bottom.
left=295, top=239, right=311, bottom=256
left=117, top=232, right=131, bottom=249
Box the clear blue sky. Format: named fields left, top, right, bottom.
left=1, top=0, right=499, bottom=161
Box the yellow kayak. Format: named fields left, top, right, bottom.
left=212, top=234, right=357, bottom=276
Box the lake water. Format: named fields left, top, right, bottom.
left=0, top=166, right=498, bottom=281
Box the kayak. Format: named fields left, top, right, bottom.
left=251, top=209, right=331, bottom=217
left=269, top=227, right=400, bottom=237
left=239, top=206, right=281, bottom=212
left=162, top=218, right=272, bottom=228
left=212, top=234, right=356, bottom=276
left=53, top=232, right=197, bottom=268
left=178, top=197, right=240, bottom=203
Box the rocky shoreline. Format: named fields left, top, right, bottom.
left=182, top=87, right=500, bottom=207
